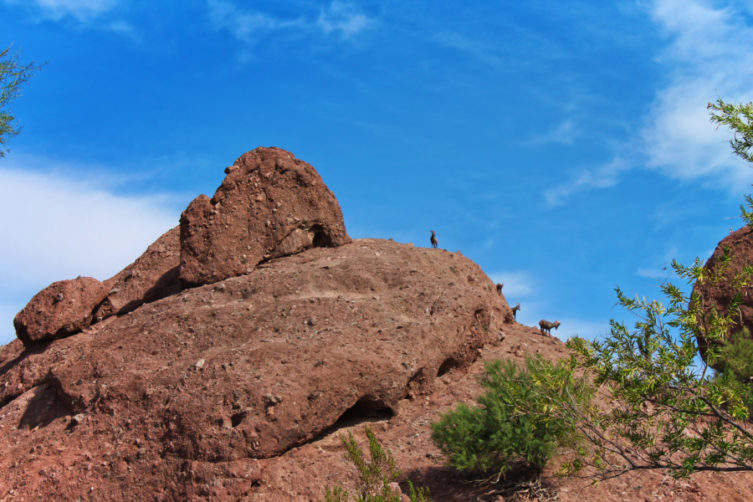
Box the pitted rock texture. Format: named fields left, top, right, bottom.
left=179, top=146, right=350, bottom=287
left=2, top=240, right=752, bottom=500
left=13, top=147, right=348, bottom=346
left=93, top=226, right=181, bottom=321
left=13, top=277, right=108, bottom=347
left=0, top=239, right=514, bottom=500
left=692, top=225, right=753, bottom=366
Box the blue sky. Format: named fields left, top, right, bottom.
left=1, top=0, right=753, bottom=345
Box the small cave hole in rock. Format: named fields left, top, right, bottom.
left=231, top=411, right=246, bottom=428
left=437, top=357, right=461, bottom=377
left=325, top=397, right=395, bottom=435
left=311, top=224, right=334, bottom=248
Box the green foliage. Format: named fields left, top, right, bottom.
left=709, top=99, right=753, bottom=225
left=0, top=46, right=40, bottom=156
left=321, top=426, right=431, bottom=502
left=430, top=355, right=593, bottom=478
left=709, top=99, right=753, bottom=164
left=709, top=328, right=753, bottom=414
left=711, top=328, right=753, bottom=381
left=568, top=257, right=753, bottom=478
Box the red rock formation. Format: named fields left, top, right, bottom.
left=179, top=147, right=350, bottom=287
left=13, top=147, right=349, bottom=345
left=692, top=225, right=753, bottom=365
left=13, top=277, right=108, bottom=346
left=93, top=226, right=180, bottom=321
left=7, top=147, right=751, bottom=501
left=0, top=238, right=519, bottom=500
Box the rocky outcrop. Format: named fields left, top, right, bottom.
left=692, top=225, right=753, bottom=366
left=13, top=147, right=349, bottom=345
left=13, top=277, right=108, bottom=346
left=93, top=226, right=180, bottom=321
left=5, top=146, right=752, bottom=501
left=179, top=147, right=350, bottom=287
left=0, top=238, right=522, bottom=500
left=13, top=228, right=181, bottom=348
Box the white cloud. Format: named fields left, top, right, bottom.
left=3, top=0, right=117, bottom=22
left=0, top=167, right=178, bottom=283
left=3, top=0, right=135, bottom=37
left=547, top=0, right=753, bottom=206
left=641, top=0, right=753, bottom=185
left=544, top=158, right=629, bottom=207
left=317, top=1, right=372, bottom=39
left=0, top=162, right=180, bottom=345
left=207, top=0, right=372, bottom=47
left=207, top=0, right=304, bottom=44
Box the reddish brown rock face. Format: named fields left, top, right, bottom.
left=179, top=147, right=350, bottom=287
left=692, top=225, right=753, bottom=366
left=0, top=239, right=520, bottom=500
left=93, top=226, right=181, bottom=321
left=13, top=277, right=108, bottom=346
left=5, top=146, right=753, bottom=500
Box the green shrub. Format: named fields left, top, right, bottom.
left=430, top=355, right=593, bottom=477
left=711, top=328, right=753, bottom=381
left=321, top=425, right=431, bottom=502
left=568, top=258, right=753, bottom=477
left=708, top=328, right=753, bottom=415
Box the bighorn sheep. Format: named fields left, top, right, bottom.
left=539, top=319, right=560, bottom=335
left=511, top=303, right=520, bottom=319
left=430, top=230, right=438, bottom=249
left=496, top=283, right=503, bottom=294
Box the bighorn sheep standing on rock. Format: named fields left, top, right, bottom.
left=430, top=230, right=438, bottom=249
left=511, top=303, right=520, bottom=319
left=539, top=319, right=560, bottom=335
left=496, top=283, right=503, bottom=294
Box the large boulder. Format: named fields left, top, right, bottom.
left=13, top=277, right=108, bottom=347
left=0, top=239, right=520, bottom=500
left=14, top=228, right=181, bottom=346
left=179, top=146, right=350, bottom=287
left=13, top=146, right=349, bottom=345
left=692, top=225, right=753, bottom=365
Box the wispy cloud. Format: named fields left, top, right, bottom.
left=317, top=1, right=372, bottom=39
left=6, top=0, right=117, bottom=21
left=528, top=119, right=578, bottom=146
left=544, top=157, right=629, bottom=207
left=547, top=0, right=753, bottom=206
left=2, top=0, right=135, bottom=37
left=207, top=0, right=304, bottom=44
left=641, top=0, right=753, bottom=184
left=207, top=0, right=373, bottom=48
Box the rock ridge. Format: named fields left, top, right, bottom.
left=13, top=146, right=350, bottom=347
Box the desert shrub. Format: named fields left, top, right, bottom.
left=321, top=425, right=431, bottom=502
left=567, top=255, right=753, bottom=477
left=711, top=328, right=753, bottom=381
left=430, top=355, right=593, bottom=478
left=709, top=328, right=753, bottom=415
